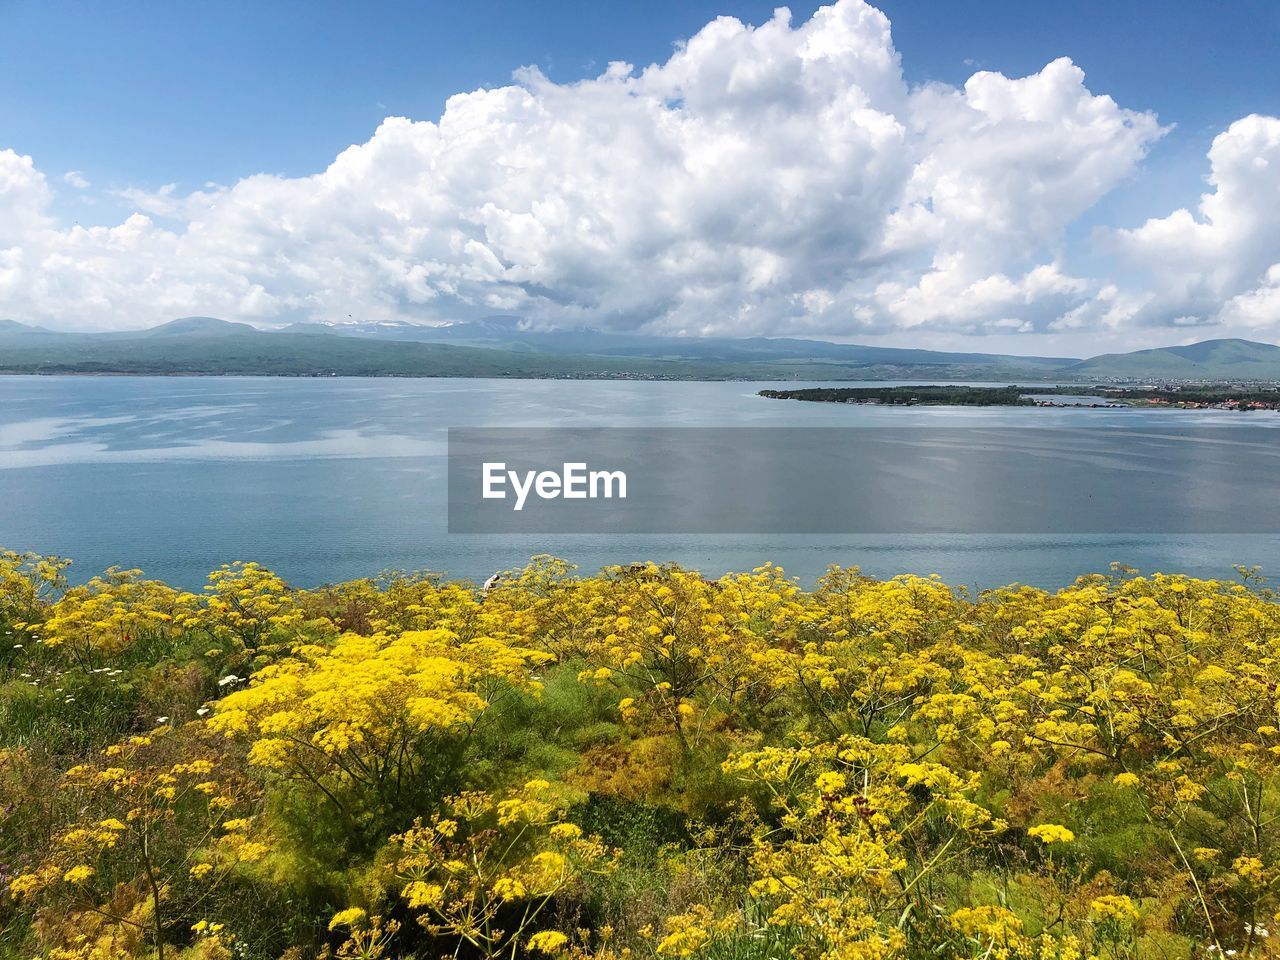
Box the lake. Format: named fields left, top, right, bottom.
left=0, top=375, right=1278, bottom=590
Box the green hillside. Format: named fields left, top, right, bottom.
left=1064, top=338, right=1280, bottom=380
left=0, top=321, right=1065, bottom=381
left=2, top=319, right=1280, bottom=382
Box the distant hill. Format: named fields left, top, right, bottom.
left=0, top=319, right=54, bottom=335
left=1064, top=338, right=1280, bottom=380
left=1, top=318, right=1278, bottom=382
left=0, top=316, right=1078, bottom=380
left=280, top=316, right=1077, bottom=368
left=144, top=316, right=261, bottom=337
left=0, top=324, right=719, bottom=379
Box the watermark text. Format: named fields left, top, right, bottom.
left=482, top=462, right=627, bottom=511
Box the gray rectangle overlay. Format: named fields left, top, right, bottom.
left=448, top=426, right=1280, bottom=534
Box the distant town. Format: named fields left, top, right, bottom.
left=1100, top=384, right=1280, bottom=410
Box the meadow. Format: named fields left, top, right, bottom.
left=3, top=550, right=1280, bottom=959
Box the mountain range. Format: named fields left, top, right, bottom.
left=0, top=316, right=1277, bottom=382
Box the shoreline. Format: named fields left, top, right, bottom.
left=0, top=369, right=1068, bottom=383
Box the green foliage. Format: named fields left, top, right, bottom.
left=5, top=551, right=1280, bottom=960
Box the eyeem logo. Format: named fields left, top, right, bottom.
left=482, top=462, right=627, bottom=511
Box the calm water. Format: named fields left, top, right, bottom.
left=1, top=375, right=1278, bottom=590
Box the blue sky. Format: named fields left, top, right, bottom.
left=4, top=0, right=1274, bottom=215
left=1, top=0, right=1279, bottom=350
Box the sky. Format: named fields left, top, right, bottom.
left=1, top=0, right=1278, bottom=354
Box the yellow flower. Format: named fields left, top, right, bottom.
left=7, top=873, right=43, bottom=899
left=1234, top=855, right=1267, bottom=883
left=328, top=907, right=367, bottom=931
left=527, top=931, right=570, bottom=954
left=950, top=905, right=1023, bottom=939
left=1028, top=823, right=1075, bottom=844
left=814, top=771, right=847, bottom=794
left=490, top=876, right=527, bottom=900
left=235, top=842, right=270, bottom=862
left=404, top=881, right=445, bottom=909
left=63, top=865, right=95, bottom=884
left=1090, top=894, right=1139, bottom=922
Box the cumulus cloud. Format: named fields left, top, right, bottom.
left=5, top=0, right=1264, bottom=347
left=0, top=150, right=53, bottom=245
left=1088, top=115, right=1280, bottom=336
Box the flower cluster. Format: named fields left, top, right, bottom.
left=5, top=554, right=1280, bottom=960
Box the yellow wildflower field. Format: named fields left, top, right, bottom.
left=3, top=550, right=1280, bottom=959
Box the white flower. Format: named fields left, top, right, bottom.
left=196, top=707, right=210, bottom=717
left=218, top=674, right=243, bottom=687
left=155, top=716, right=170, bottom=724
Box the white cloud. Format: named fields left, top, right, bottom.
left=0, top=150, right=52, bottom=244
left=7, top=0, right=1270, bottom=349
left=62, top=170, right=90, bottom=190
left=1096, top=115, right=1280, bottom=338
